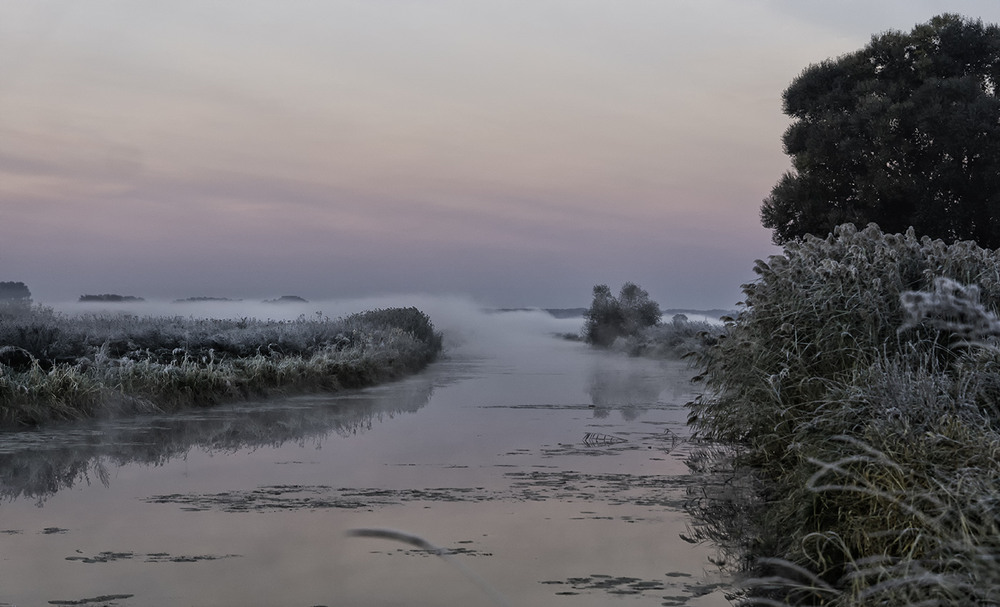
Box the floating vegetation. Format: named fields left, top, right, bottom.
left=539, top=572, right=727, bottom=603
left=582, top=432, right=627, bottom=446
left=47, top=594, right=134, bottom=606
left=143, top=468, right=696, bottom=513
left=65, top=551, right=240, bottom=564
left=145, top=484, right=496, bottom=512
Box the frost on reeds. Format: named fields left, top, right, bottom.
left=0, top=306, right=442, bottom=427
left=687, top=223, right=1000, bottom=605
left=613, top=313, right=726, bottom=359
left=900, top=276, right=1000, bottom=342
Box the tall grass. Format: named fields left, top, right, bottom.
left=688, top=223, right=1000, bottom=605
left=0, top=305, right=442, bottom=427
left=612, top=313, right=725, bottom=359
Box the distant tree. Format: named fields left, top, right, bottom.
left=761, top=14, right=1000, bottom=248
left=79, top=294, right=144, bottom=302
left=263, top=295, right=308, bottom=304
left=617, top=282, right=662, bottom=335
left=0, top=281, right=31, bottom=303
left=584, top=285, right=623, bottom=347
left=584, top=282, right=661, bottom=347
left=173, top=297, right=239, bottom=303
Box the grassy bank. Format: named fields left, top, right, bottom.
left=0, top=305, right=442, bottom=427
left=688, top=224, right=1000, bottom=605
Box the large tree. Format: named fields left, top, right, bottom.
left=0, top=282, right=31, bottom=303
left=761, top=14, right=1000, bottom=248
left=583, top=282, right=661, bottom=347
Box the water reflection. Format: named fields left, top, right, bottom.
left=682, top=443, right=761, bottom=579
left=0, top=375, right=435, bottom=503
left=586, top=358, right=690, bottom=420
left=0, top=331, right=734, bottom=606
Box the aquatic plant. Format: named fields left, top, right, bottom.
left=688, top=223, right=1000, bottom=605
left=0, top=306, right=442, bottom=427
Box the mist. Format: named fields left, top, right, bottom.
left=48, top=294, right=587, bottom=356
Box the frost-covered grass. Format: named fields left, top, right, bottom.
left=610, top=313, right=725, bottom=359
left=688, top=224, right=1000, bottom=606
left=0, top=304, right=442, bottom=427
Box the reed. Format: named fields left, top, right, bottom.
left=613, top=313, right=725, bottom=359
left=0, top=306, right=442, bottom=427
left=688, top=223, right=1000, bottom=605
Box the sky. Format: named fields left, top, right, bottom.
left=4, top=1, right=1000, bottom=310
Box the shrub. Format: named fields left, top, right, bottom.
left=79, top=294, right=145, bottom=302
left=688, top=223, right=1000, bottom=605
left=0, top=306, right=443, bottom=427
left=583, top=282, right=661, bottom=347
left=690, top=223, right=1000, bottom=451
left=0, top=281, right=31, bottom=303
left=613, top=314, right=724, bottom=359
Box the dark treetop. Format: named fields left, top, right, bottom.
left=762, top=14, right=1000, bottom=248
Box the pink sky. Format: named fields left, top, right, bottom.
left=4, top=1, right=1000, bottom=309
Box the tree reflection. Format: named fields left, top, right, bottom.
left=681, top=443, right=763, bottom=599
left=586, top=363, right=671, bottom=420
left=0, top=376, right=435, bottom=504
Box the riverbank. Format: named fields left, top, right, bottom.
left=0, top=308, right=728, bottom=607
left=0, top=304, right=442, bottom=427
left=688, top=224, right=1000, bottom=604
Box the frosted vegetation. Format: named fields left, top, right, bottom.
left=583, top=282, right=722, bottom=358
left=0, top=304, right=442, bottom=427
left=688, top=223, right=1000, bottom=605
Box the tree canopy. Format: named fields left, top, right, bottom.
left=0, top=282, right=31, bottom=302
left=761, top=14, right=1000, bottom=248
left=583, top=282, right=661, bottom=347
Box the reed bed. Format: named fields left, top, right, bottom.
left=688, top=223, right=1000, bottom=606
left=613, top=313, right=725, bottom=359
left=0, top=305, right=442, bottom=427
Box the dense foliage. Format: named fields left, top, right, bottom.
left=762, top=14, right=1000, bottom=248
left=608, top=313, right=723, bottom=359
left=0, top=305, right=442, bottom=427
left=689, top=223, right=1000, bottom=605
left=79, top=294, right=145, bottom=302
left=583, top=283, right=662, bottom=347
left=0, top=282, right=31, bottom=303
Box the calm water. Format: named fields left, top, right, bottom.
left=0, top=311, right=730, bottom=606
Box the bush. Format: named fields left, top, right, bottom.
left=690, top=223, right=1000, bottom=450
left=0, top=282, right=31, bottom=303
left=0, top=306, right=443, bottom=427
left=613, top=314, right=724, bottom=359
left=688, top=223, right=1000, bottom=605
left=583, top=282, right=661, bottom=347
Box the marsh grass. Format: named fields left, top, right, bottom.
left=611, top=314, right=725, bottom=359
left=688, top=224, right=1000, bottom=605
left=0, top=306, right=442, bottom=427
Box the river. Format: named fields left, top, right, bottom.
left=0, top=308, right=730, bottom=606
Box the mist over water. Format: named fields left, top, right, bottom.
left=50, top=294, right=587, bottom=355
left=1, top=295, right=733, bottom=606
